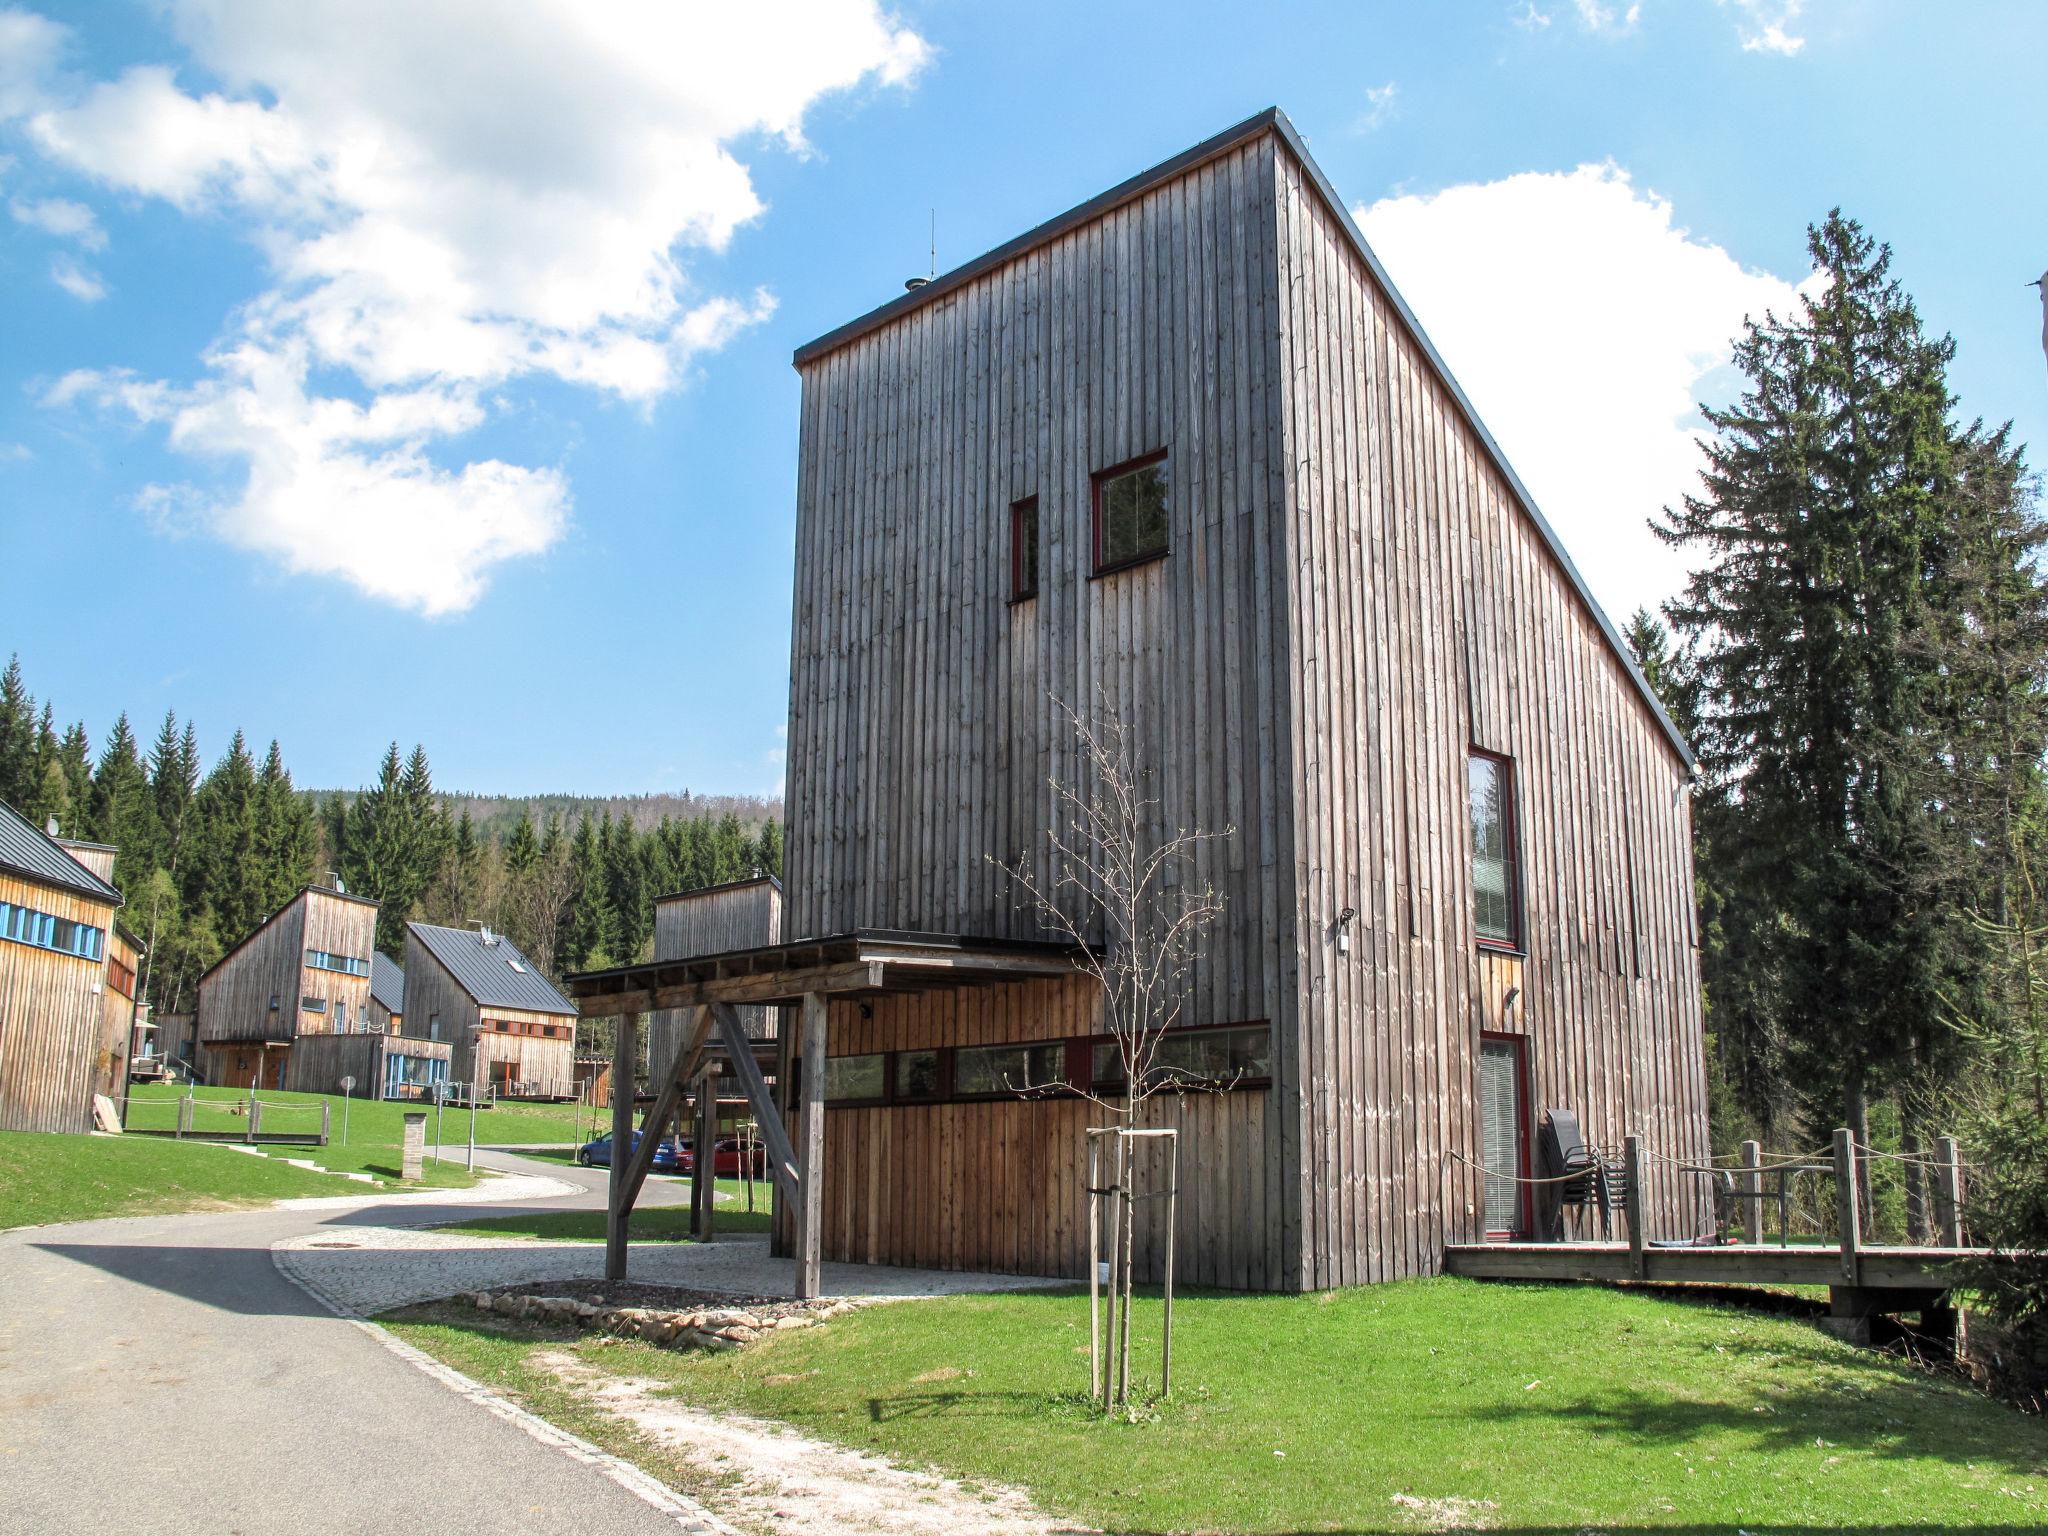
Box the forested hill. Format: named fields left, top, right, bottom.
left=308, top=789, right=782, bottom=841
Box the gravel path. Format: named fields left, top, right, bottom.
left=277, top=1218, right=1066, bottom=1317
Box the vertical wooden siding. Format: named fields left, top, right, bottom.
left=650, top=878, right=782, bottom=1069
left=787, top=137, right=1302, bottom=1287
left=814, top=974, right=1274, bottom=1287
left=0, top=872, right=117, bottom=1133
left=197, top=893, right=308, bottom=1049
left=1269, top=149, right=1711, bottom=1287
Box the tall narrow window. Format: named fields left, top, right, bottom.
left=1469, top=750, right=1520, bottom=949
left=1091, top=451, right=1169, bottom=573
left=1479, top=1035, right=1528, bottom=1236
left=1009, top=496, right=1039, bottom=602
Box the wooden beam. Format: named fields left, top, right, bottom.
left=613, top=1004, right=715, bottom=1221
left=1623, top=1135, right=1645, bottom=1280
left=1935, top=1135, right=1964, bottom=1248
left=605, top=1009, right=638, bottom=1282
left=1739, top=1140, right=1762, bottom=1245
left=709, top=1001, right=800, bottom=1203
left=794, top=990, right=827, bottom=1300
left=570, top=960, right=882, bottom=1018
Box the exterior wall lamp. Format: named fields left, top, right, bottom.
left=1336, top=907, right=1357, bottom=954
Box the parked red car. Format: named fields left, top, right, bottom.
left=673, top=1136, right=768, bottom=1178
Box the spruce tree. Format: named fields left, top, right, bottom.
left=0, top=655, right=36, bottom=809
left=89, top=714, right=155, bottom=893
left=1657, top=210, right=1988, bottom=1162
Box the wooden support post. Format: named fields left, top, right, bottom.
left=794, top=992, right=827, bottom=1301
left=321, top=1100, right=331, bottom=1146
left=605, top=1010, right=638, bottom=1283
left=710, top=1002, right=801, bottom=1203
left=1623, top=1135, right=1645, bottom=1280
left=1833, top=1127, right=1861, bottom=1286
left=692, top=1068, right=714, bottom=1242
left=1935, top=1135, right=1964, bottom=1248
left=1740, top=1140, right=1761, bottom=1244
left=771, top=1006, right=793, bottom=1258
left=249, top=1096, right=261, bottom=1142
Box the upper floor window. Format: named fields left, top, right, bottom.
left=1469, top=750, right=1521, bottom=950
left=1009, top=496, right=1039, bottom=602
left=1092, top=451, right=1169, bottom=574
left=301, top=995, right=328, bottom=1015
left=0, top=900, right=104, bottom=961
left=307, top=948, right=369, bottom=977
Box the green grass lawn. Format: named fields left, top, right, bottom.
left=435, top=1178, right=773, bottom=1241
left=386, top=1276, right=2048, bottom=1534
left=0, top=1128, right=372, bottom=1229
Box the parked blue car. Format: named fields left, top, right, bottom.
left=575, top=1131, right=683, bottom=1172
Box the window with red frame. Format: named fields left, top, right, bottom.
left=1091, top=451, right=1169, bottom=573
left=1469, top=749, right=1521, bottom=949
left=1009, top=496, right=1039, bottom=601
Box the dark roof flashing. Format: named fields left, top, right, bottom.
left=652, top=873, right=783, bottom=907
left=788, top=106, right=1695, bottom=771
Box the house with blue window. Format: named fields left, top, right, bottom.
left=0, top=798, right=125, bottom=1133
left=195, top=884, right=448, bottom=1098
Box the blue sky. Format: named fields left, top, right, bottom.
left=2, top=0, right=2043, bottom=797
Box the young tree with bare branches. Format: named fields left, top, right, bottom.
left=992, top=694, right=1231, bottom=1412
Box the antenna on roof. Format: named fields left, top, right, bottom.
left=45, top=816, right=59, bottom=837
left=474, top=922, right=498, bottom=946
left=326, top=869, right=345, bottom=895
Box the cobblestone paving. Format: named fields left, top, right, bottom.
left=276, top=1225, right=1065, bottom=1318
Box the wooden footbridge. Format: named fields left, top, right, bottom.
left=1445, top=1128, right=1999, bottom=1351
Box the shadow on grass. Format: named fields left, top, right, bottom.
left=1463, top=1381, right=2044, bottom=1472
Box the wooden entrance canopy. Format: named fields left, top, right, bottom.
left=566, top=930, right=1084, bottom=1298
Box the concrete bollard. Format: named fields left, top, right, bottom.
left=402, top=1112, right=426, bottom=1181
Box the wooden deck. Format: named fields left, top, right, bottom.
left=1444, top=1240, right=1983, bottom=1291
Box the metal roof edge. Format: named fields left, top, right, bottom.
left=1262, top=109, right=1695, bottom=771
left=791, top=107, right=1283, bottom=369
left=652, top=872, right=783, bottom=906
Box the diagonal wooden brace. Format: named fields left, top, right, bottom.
left=614, top=1004, right=714, bottom=1219
left=710, top=1001, right=801, bottom=1205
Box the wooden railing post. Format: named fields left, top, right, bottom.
left=248, top=1096, right=261, bottom=1142
left=1624, top=1135, right=1645, bottom=1280
left=1935, top=1135, right=1964, bottom=1248
left=1832, top=1127, right=1860, bottom=1285
left=321, top=1100, right=331, bottom=1145
left=1740, top=1140, right=1762, bottom=1244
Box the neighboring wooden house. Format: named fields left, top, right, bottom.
left=404, top=923, right=578, bottom=1099
left=648, top=875, right=783, bottom=1069
left=195, top=885, right=380, bottom=1090
left=369, top=952, right=405, bottom=1033
left=0, top=801, right=125, bottom=1133
left=53, top=838, right=138, bottom=1101
left=574, top=108, right=1709, bottom=1298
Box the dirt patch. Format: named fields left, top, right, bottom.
left=535, top=1348, right=1092, bottom=1536
left=491, top=1278, right=816, bottom=1320
left=1390, top=1490, right=1499, bottom=1531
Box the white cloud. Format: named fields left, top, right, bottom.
left=1720, top=0, right=1806, bottom=54
left=1355, top=163, right=1809, bottom=621
left=1510, top=3, right=1554, bottom=28
left=0, top=441, right=31, bottom=463
left=0, top=7, right=65, bottom=118
left=1352, top=83, right=1399, bottom=134
left=48, top=255, right=104, bottom=301
left=18, top=1, right=928, bottom=613
left=10, top=193, right=102, bottom=246
left=1572, top=0, right=1642, bottom=35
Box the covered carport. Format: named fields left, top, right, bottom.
left=565, top=930, right=1083, bottom=1298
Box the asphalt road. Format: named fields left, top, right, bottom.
left=0, top=1152, right=707, bottom=1535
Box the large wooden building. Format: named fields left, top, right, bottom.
left=648, top=875, right=783, bottom=1068
left=576, top=108, right=1709, bottom=1296
left=0, top=801, right=126, bottom=1133
left=404, top=923, right=577, bottom=1099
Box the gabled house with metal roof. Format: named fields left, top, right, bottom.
left=404, top=922, right=578, bottom=1100
left=0, top=798, right=125, bottom=1133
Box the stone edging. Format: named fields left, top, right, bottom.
left=464, top=1289, right=857, bottom=1352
